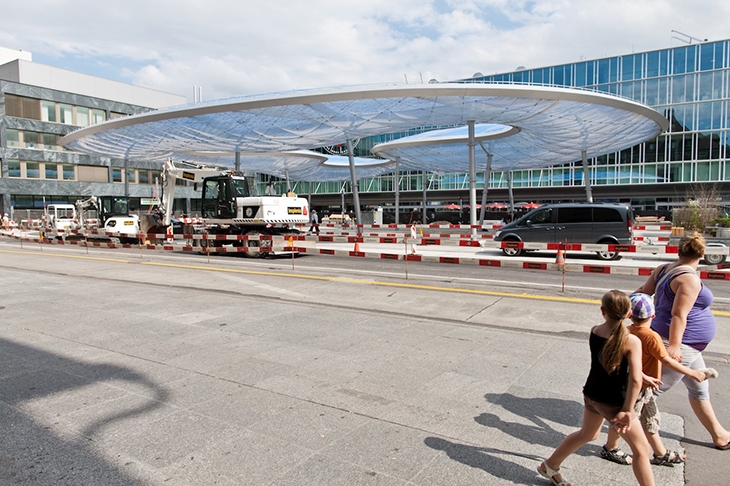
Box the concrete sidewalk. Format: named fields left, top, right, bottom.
left=0, top=247, right=718, bottom=484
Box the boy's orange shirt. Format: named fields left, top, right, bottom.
left=628, top=324, right=667, bottom=380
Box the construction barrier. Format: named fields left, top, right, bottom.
left=3, top=226, right=729, bottom=280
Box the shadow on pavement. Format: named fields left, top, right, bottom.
left=0, top=338, right=168, bottom=485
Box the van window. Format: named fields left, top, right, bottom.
left=528, top=208, right=552, bottom=224
left=593, top=207, right=623, bottom=222
left=557, top=207, right=592, bottom=223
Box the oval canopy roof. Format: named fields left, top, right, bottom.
left=60, top=83, right=668, bottom=176
left=175, top=150, right=394, bottom=182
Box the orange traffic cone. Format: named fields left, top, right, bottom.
left=555, top=249, right=565, bottom=265
left=354, top=241, right=361, bottom=253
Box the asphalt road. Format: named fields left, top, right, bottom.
left=1, top=237, right=729, bottom=485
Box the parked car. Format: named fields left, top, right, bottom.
left=494, top=202, right=634, bottom=260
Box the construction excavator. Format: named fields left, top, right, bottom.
left=143, top=158, right=310, bottom=257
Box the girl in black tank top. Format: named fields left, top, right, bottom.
left=538, top=290, right=655, bottom=486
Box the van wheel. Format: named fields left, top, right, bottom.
left=596, top=240, right=621, bottom=261
left=703, top=253, right=727, bottom=265
left=501, top=244, right=522, bottom=257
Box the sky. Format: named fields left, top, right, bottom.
left=0, top=0, right=728, bottom=103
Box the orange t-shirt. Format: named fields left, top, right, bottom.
left=628, top=324, right=667, bottom=380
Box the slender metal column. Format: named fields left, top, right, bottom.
left=235, top=150, right=241, bottom=172
left=508, top=171, right=514, bottom=219
left=346, top=139, right=362, bottom=225
left=422, top=171, right=427, bottom=224
left=582, top=150, right=593, bottom=202
left=394, top=156, right=400, bottom=225
left=467, top=120, right=477, bottom=239
left=478, top=145, right=492, bottom=226
left=124, top=158, right=130, bottom=198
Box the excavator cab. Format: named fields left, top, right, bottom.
left=201, top=175, right=250, bottom=220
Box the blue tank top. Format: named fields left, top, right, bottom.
left=583, top=332, right=629, bottom=407
left=650, top=266, right=716, bottom=346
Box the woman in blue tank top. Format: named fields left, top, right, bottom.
left=636, top=233, right=730, bottom=450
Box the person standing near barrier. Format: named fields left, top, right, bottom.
left=635, top=233, right=730, bottom=450
left=599, top=293, right=715, bottom=467
left=2, top=213, right=8, bottom=229
left=308, top=209, right=320, bottom=235
left=538, top=290, right=654, bottom=486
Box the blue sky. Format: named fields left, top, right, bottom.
left=1, top=0, right=728, bottom=102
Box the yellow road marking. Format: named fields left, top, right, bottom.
left=0, top=249, right=130, bottom=263
left=4, top=248, right=730, bottom=315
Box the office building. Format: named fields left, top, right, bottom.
left=0, top=46, right=189, bottom=219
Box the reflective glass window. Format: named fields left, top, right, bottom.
left=698, top=102, right=712, bottom=131
left=647, top=51, right=659, bottom=77
left=659, top=50, right=670, bottom=76
left=45, top=163, right=58, bottom=180
left=91, top=109, right=105, bottom=124
left=76, top=107, right=90, bottom=126
left=554, top=66, right=564, bottom=86
left=42, top=133, right=56, bottom=150
left=62, top=164, right=75, bottom=180
left=586, top=61, right=594, bottom=85
left=138, top=170, right=149, bottom=184
left=672, top=76, right=687, bottom=103
left=712, top=101, right=722, bottom=130
left=622, top=55, right=634, bottom=81
left=687, top=45, right=697, bottom=72
left=8, top=160, right=21, bottom=177
left=716, top=42, right=726, bottom=69
left=699, top=72, right=713, bottom=100
left=659, top=78, right=669, bottom=104
left=700, top=43, right=715, bottom=71
left=598, top=59, right=609, bottom=83
left=127, top=169, right=136, bottom=183
left=6, top=129, right=20, bottom=147
left=41, top=100, right=56, bottom=122
left=23, top=131, right=39, bottom=149
left=609, top=58, right=618, bottom=82
left=645, top=78, right=658, bottom=106
left=644, top=163, right=657, bottom=183
left=59, top=104, right=73, bottom=124
left=26, top=162, right=40, bottom=178
left=532, top=69, right=543, bottom=84
left=674, top=47, right=687, bottom=74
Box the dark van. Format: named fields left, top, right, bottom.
left=494, top=203, right=633, bottom=260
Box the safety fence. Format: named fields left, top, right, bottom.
left=2, top=224, right=729, bottom=281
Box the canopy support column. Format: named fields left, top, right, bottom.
left=478, top=145, right=492, bottom=226
left=284, top=168, right=291, bottom=192
left=508, top=171, right=514, bottom=221
left=394, top=157, right=400, bottom=226
left=235, top=150, right=241, bottom=172
left=582, top=150, right=593, bottom=202
left=124, top=158, right=130, bottom=198
left=346, top=139, right=362, bottom=226
left=467, top=120, right=477, bottom=239
left=422, top=171, right=427, bottom=224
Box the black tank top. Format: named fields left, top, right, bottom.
left=582, top=331, right=629, bottom=406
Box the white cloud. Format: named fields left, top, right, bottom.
left=1, top=0, right=728, bottom=102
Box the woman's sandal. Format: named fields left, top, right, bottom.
left=600, top=445, right=632, bottom=465
left=651, top=450, right=685, bottom=466
left=537, top=461, right=570, bottom=486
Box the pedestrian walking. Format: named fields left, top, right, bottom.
left=599, top=293, right=716, bottom=467
left=308, top=209, right=320, bottom=235
left=538, top=290, right=654, bottom=486
left=635, top=233, right=730, bottom=450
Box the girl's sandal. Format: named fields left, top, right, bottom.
left=600, top=445, right=632, bottom=465
left=537, top=461, right=570, bottom=486
left=651, top=450, right=685, bottom=466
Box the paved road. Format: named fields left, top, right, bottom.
left=1, top=240, right=729, bottom=485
